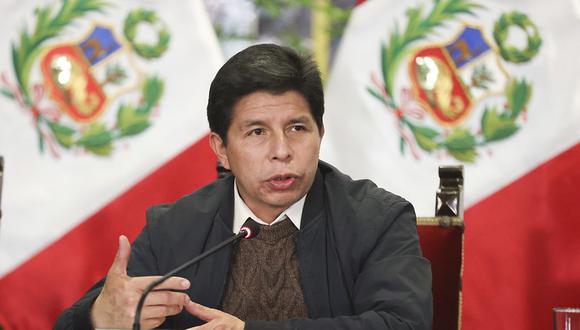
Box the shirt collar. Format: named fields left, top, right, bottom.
left=233, top=178, right=305, bottom=233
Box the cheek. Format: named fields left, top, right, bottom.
left=296, top=142, right=321, bottom=177
left=305, top=140, right=322, bottom=160
left=229, top=150, right=260, bottom=179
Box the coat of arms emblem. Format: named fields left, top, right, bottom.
left=367, top=0, right=542, bottom=162
left=1, top=0, right=170, bottom=157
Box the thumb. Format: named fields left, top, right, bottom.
left=108, top=235, right=130, bottom=276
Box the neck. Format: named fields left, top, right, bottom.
left=251, top=207, right=283, bottom=225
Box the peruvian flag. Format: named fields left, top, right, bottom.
left=0, top=0, right=223, bottom=328
left=321, top=0, right=580, bottom=329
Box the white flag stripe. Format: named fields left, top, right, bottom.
left=0, top=0, right=223, bottom=276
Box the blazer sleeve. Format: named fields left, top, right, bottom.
left=53, top=204, right=171, bottom=330
left=245, top=201, right=433, bottom=330
left=53, top=280, right=104, bottom=330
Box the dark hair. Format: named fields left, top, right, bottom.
left=207, top=44, right=324, bottom=144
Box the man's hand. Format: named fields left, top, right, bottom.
left=185, top=301, right=245, bottom=330
left=91, top=235, right=191, bottom=329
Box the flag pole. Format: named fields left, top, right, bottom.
left=311, top=0, right=330, bottom=83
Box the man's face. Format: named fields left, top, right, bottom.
left=210, top=90, right=323, bottom=222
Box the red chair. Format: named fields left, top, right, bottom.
left=417, top=165, right=464, bottom=330
left=418, top=216, right=464, bottom=330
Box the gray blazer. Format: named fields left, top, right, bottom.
left=55, top=161, right=432, bottom=329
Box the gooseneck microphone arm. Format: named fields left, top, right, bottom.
left=132, top=218, right=260, bottom=330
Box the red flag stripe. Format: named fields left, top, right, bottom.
left=462, top=142, right=580, bottom=329
left=0, top=135, right=217, bottom=330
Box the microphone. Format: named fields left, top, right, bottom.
left=132, top=218, right=260, bottom=330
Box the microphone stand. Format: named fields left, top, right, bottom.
left=132, top=221, right=258, bottom=330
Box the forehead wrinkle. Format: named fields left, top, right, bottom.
left=237, top=104, right=309, bottom=121
left=236, top=100, right=299, bottom=114
left=234, top=90, right=308, bottom=112
left=288, top=115, right=312, bottom=124
left=240, top=119, right=266, bottom=127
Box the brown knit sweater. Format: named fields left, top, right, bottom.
left=222, top=218, right=309, bottom=321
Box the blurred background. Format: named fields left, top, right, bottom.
left=204, top=0, right=354, bottom=78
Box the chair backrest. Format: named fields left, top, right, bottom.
left=417, top=216, right=464, bottom=330
left=418, top=165, right=465, bottom=329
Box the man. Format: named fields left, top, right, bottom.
left=55, top=44, right=432, bottom=329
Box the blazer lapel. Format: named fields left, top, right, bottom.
left=297, top=169, right=333, bottom=318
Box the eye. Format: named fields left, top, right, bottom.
left=290, top=124, right=306, bottom=132
left=250, top=128, right=264, bottom=136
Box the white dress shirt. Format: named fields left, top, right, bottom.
left=232, top=179, right=306, bottom=233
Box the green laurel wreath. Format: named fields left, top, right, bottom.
left=493, top=11, right=542, bottom=63
left=6, top=0, right=169, bottom=156
left=367, top=0, right=538, bottom=162
left=124, top=9, right=170, bottom=59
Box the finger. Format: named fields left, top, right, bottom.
left=141, top=317, right=165, bottom=330
left=144, top=291, right=189, bottom=307
left=187, top=320, right=241, bottom=330
left=186, top=320, right=218, bottom=330
left=131, top=276, right=190, bottom=291
left=108, top=235, right=131, bottom=276
left=184, top=301, right=219, bottom=322
left=141, top=304, right=184, bottom=319
left=186, top=323, right=211, bottom=330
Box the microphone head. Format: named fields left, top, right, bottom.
left=240, top=218, right=261, bottom=239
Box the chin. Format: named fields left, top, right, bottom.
left=268, top=194, right=301, bottom=207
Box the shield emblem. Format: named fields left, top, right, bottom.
left=409, top=26, right=509, bottom=126
left=41, top=45, right=106, bottom=122
left=40, top=25, right=140, bottom=123
left=409, top=46, right=471, bottom=125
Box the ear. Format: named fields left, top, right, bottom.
left=318, top=125, right=325, bottom=140
left=209, top=132, right=230, bottom=170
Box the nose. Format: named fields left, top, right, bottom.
left=270, top=132, right=292, bottom=162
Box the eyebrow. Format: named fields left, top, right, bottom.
left=241, top=119, right=266, bottom=128
left=288, top=115, right=312, bottom=124
left=240, top=115, right=313, bottom=127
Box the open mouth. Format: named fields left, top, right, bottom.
left=267, top=175, right=297, bottom=190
